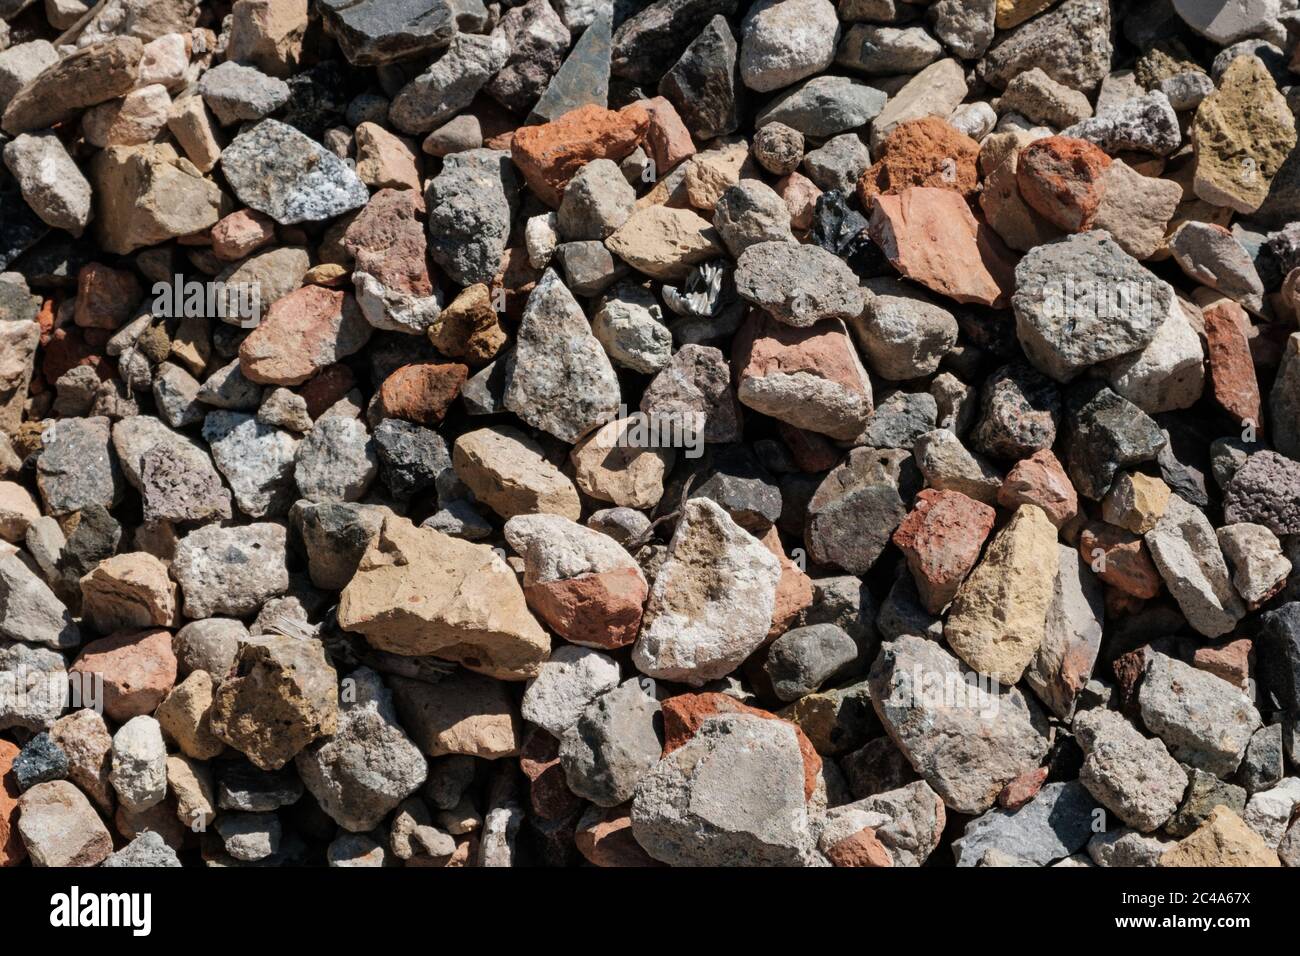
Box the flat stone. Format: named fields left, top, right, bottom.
left=756, top=74, right=886, bottom=140
left=2, top=36, right=143, bottom=135
left=317, top=0, right=455, bottom=66
left=338, top=514, right=550, bottom=681
left=805, top=447, right=910, bottom=574
left=453, top=425, right=581, bottom=522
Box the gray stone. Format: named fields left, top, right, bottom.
left=0, top=552, right=80, bottom=650
left=835, top=24, right=942, bottom=76
left=641, top=343, right=744, bottom=443
left=801, top=133, right=870, bottom=196
left=109, top=715, right=167, bottom=814
left=630, top=712, right=819, bottom=865
left=764, top=623, right=856, bottom=701
left=294, top=416, right=378, bottom=503
left=928, top=0, right=994, bottom=59
left=1144, top=494, right=1246, bottom=639
left=202, top=411, right=299, bottom=518
left=199, top=61, right=290, bottom=126
left=425, top=148, right=518, bottom=286
left=1166, top=767, right=1249, bottom=837
left=1138, top=651, right=1262, bottom=778
left=734, top=240, right=864, bottom=327
left=558, top=158, right=635, bottom=241
left=559, top=676, right=661, bottom=806
left=1241, top=723, right=1285, bottom=794
left=1025, top=545, right=1103, bottom=720
left=1168, top=221, right=1265, bottom=311
left=592, top=282, right=672, bottom=374
left=978, top=0, right=1112, bottom=92
left=172, top=522, right=289, bottom=619
left=805, top=447, right=909, bottom=574
left=739, top=0, right=839, bottom=93
left=851, top=279, right=957, bottom=382
left=521, top=643, right=621, bottom=737
left=755, top=74, right=886, bottom=139
left=2, top=132, right=92, bottom=236
left=1087, top=828, right=1176, bottom=867
left=953, top=781, right=1097, bottom=867
left=485, top=0, right=571, bottom=113
left=658, top=13, right=740, bottom=141
left=220, top=120, right=369, bottom=225
left=530, top=9, right=613, bottom=124
left=317, top=0, right=455, bottom=66
left=1062, top=91, right=1181, bottom=156
left=869, top=634, right=1050, bottom=815
left=389, top=33, right=510, bottom=134
left=296, top=667, right=427, bottom=832
left=0, top=639, right=68, bottom=731
left=503, top=269, right=620, bottom=444
left=913, top=428, right=1001, bottom=504
left=102, top=830, right=181, bottom=867
left=714, top=179, right=794, bottom=257
left=1073, top=706, right=1188, bottom=832
left=215, top=812, right=282, bottom=862
left=1013, top=232, right=1171, bottom=383
left=859, top=391, right=936, bottom=450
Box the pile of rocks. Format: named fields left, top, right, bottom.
left=3, top=0, right=1300, bottom=868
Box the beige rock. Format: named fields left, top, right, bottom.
left=943, top=504, right=1060, bottom=685
left=138, top=33, right=191, bottom=90
left=1102, top=472, right=1170, bottom=534
left=452, top=425, right=581, bottom=521
left=80, top=551, right=177, bottom=632
left=91, top=142, right=226, bottom=254
left=166, top=95, right=224, bottom=173
left=165, top=753, right=216, bottom=830
left=227, top=0, right=308, bottom=77
left=1192, top=55, right=1296, bottom=215
left=208, top=635, right=339, bottom=771
left=17, top=780, right=113, bottom=867
left=606, top=205, right=722, bottom=281
left=2, top=36, right=143, bottom=135
left=82, top=84, right=171, bottom=148
left=979, top=137, right=1063, bottom=253
left=49, top=709, right=114, bottom=814
left=569, top=415, right=675, bottom=509
left=869, top=58, right=967, bottom=152
left=1160, top=805, right=1281, bottom=867
left=154, top=669, right=225, bottom=760
left=0, top=480, right=39, bottom=542
left=996, top=0, right=1057, bottom=29
left=355, top=122, right=421, bottom=191
left=682, top=139, right=752, bottom=209
left=1092, top=160, right=1183, bottom=260
left=389, top=669, right=521, bottom=758
left=337, top=515, right=551, bottom=681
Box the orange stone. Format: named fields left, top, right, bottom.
left=760, top=525, right=814, bottom=641
left=575, top=805, right=664, bottom=867
left=68, top=628, right=178, bottom=724
left=826, top=826, right=893, bottom=867
left=239, top=285, right=370, bottom=386
left=523, top=566, right=648, bottom=649
left=639, top=96, right=695, bottom=174
left=892, top=489, right=997, bottom=614
left=1202, top=298, right=1262, bottom=428
left=858, top=116, right=981, bottom=209
left=1192, top=637, right=1252, bottom=688
left=0, top=739, right=26, bottom=866
left=1015, top=136, right=1112, bottom=232
left=998, top=449, right=1079, bottom=528
left=511, top=103, right=650, bottom=207
left=378, top=362, right=469, bottom=426
left=998, top=765, right=1049, bottom=810
left=869, top=186, right=1015, bottom=307
left=1077, top=522, right=1161, bottom=599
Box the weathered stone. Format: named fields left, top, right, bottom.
left=1073, top=707, right=1187, bottom=832
left=172, top=522, right=288, bottom=619
left=1144, top=494, right=1246, bottom=639
left=453, top=425, right=581, bottom=522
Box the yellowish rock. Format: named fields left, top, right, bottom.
left=1102, top=472, right=1171, bottom=534
left=79, top=551, right=178, bottom=633
left=1192, top=55, right=1297, bottom=215
left=996, top=0, right=1058, bottom=29
left=452, top=425, right=581, bottom=521
left=943, top=504, right=1059, bottom=685
left=1159, top=806, right=1281, bottom=867
left=166, top=753, right=216, bottom=830
left=337, top=514, right=550, bottom=681
left=155, top=670, right=226, bottom=760
left=605, top=205, right=722, bottom=281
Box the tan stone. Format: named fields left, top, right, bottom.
left=49, top=710, right=114, bottom=814
left=166, top=753, right=216, bottom=830
left=389, top=669, right=521, bottom=758
left=1092, top=160, right=1183, bottom=261
left=606, top=205, right=722, bottom=281
left=943, top=504, right=1060, bottom=685
left=82, top=84, right=172, bottom=148
left=80, top=551, right=177, bottom=632
left=166, top=95, right=224, bottom=173
left=227, top=0, right=308, bottom=77
left=0, top=480, right=39, bottom=542
left=16, top=780, right=113, bottom=867
left=453, top=425, right=581, bottom=521
left=355, top=122, right=421, bottom=191
left=337, top=514, right=551, bottom=681
left=1192, top=55, right=1297, bottom=215
left=427, top=283, right=508, bottom=366
left=569, top=415, right=675, bottom=509
left=155, top=670, right=225, bottom=759
left=1102, top=472, right=1171, bottom=535
left=1159, top=805, right=1281, bottom=867
left=208, top=635, right=338, bottom=771
left=996, top=0, right=1057, bottom=29
left=91, top=142, right=226, bottom=254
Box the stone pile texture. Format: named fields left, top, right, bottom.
left=2, top=0, right=1300, bottom=869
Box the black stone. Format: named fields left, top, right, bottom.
left=685, top=442, right=783, bottom=533
left=1064, top=384, right=1166, bottom=500
left=13, top=732, right=68, bottom=792
left=971, top=363, right=1060, bottom=460
left=279, top=61, right=352, bottom=140
left=654, top=11, right=741, bottom=137
left=216, top=759, right=305, bottom=812
left=0, top=185, right=50, bottom=271
left=1257, top=602, right=1300, bottom=714
left=317, top=0, right=456, bottom=66
left=373, top=418, right=452, bottom=500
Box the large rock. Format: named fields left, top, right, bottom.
left=209, top=635, right=339, bottom=771
left=805, top=447, right=910, bottom=574
left=425, top=148, right=518, bottom=286
left=1073, top=707, right=1187, bottom=832
left=630, top=712, right=819, bottom=866
left=952, top=781, right=1097, bottom=866
left=295, top=667, right=427, bottom=832
left=318, top=0, right=455, bottom=66
left=2, top=37, right=143, bottom=134
left=338, top=515, right=551, bottom=681
left=1143, top=493, right=1246, bottom=638
left=977, top=0, right=1111, bottom=92
left=0, top=553, right=79, bottom=650
left=1138, top=651, right=1262, bottom=778
left=16, top=780, right=113, bottom=867
left=220, top=119, right=369, bottom=225
left=505, top=513, right=648, bottom=650
left=632, top=497, right=781, bottom=686
left=869, top=635, right=1050, bottom=814
left=92, top=142, right=225, bottom=255
left=172, top=522, right=289, bottom=619
left=503, top=269, right=620, bottom=443
left=452, top=426, right=582, bottom=521
left=560, top=676, right=662, bottom=806
left=943, top=504, right=1059, bottom=686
